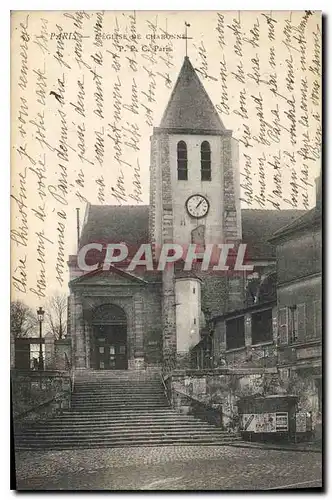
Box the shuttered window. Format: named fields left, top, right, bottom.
left=288, top=306, right=297, bottom=344
left=314, top=300, right=322, bottom=338
left=296, top=303, right=306, bottom=342
left=278, top=307, right=288, bottom=345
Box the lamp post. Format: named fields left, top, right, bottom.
left=37, top=306, right=45, bottom=371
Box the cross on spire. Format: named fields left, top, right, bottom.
left=184, top=22, right=191, bottom=57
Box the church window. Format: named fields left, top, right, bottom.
left=201, top=141, right=211, bottom=181
left=177, top=141, right=188, bottom=180
left=193, top=287, right=196, bottom=294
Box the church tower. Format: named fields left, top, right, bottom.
left=149, top=56, right=242, bottom=249
left=148, top=56, right=242, bottom=362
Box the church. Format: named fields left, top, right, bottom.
left=67, top=56, right=304, bottom=372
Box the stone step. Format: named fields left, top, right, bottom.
left=74, top=380, right=162, bottom=384
left=60, top=409, right=182, bottom=416
left=73, top=385, right=163, bottom=391
left=19, top=418, right=206, bottom=428
left=72, top=387, right=164, bottom=393
left=71, top=394, right=166, bottom=399
left=70, top=399, right=167, bottom=405
left=16, top=434, right=239, bottom=445
left=73, top=388, right=163, bottom=394
left=70, top=404, right=170, bottom=410
left=70, top=401, right=169, bottom=406
left=16, top=438, right=240, bottom=450
left=74, top=376, right=161, bottom=381
left=27, top=414, right=202, bottom=425
left=16, top=427, right=231, bottom=438
left=16, top=419, right=223, bottom=430
left=15, top=369, right=234, bottom=451
left=16, top=426, right=223, bottom=436
left=32, top=407, right=195, bottom=421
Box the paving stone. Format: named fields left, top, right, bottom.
left=14, top=445, right=323, bottom=490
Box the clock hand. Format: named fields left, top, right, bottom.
left=196, top=200, right=203, bottom=209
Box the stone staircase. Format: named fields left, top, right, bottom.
left=14, top=370, right=240, bottom=449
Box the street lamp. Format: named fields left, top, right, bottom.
left=37, top=306, right=45, bottom=371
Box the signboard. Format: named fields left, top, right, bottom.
left=296, top=412, right=307, bottom=433
left=256, top=413, right=276, bottom=433
left=242, top=414, right=256, bottom=432
left=242, top=412, right=289, bottom=433
left=276, top=412, right=289, bottom=431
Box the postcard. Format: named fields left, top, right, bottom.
left=11, top=10, right=322, bottom=491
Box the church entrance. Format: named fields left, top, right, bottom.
left=91, top=304, right=128, bottom=370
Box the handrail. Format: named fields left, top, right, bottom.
left=162, top=352, right=177, bottom=378
left=160, top=352, right=178, bottom=406
left=172, top=387, right=207, bottom=406
left=14, top=394, right=64, bottom=421
left=160, top=371, right=172, bottom=407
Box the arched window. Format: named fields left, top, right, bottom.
left=201, top=141, right=211, bottom=181
left=177, top=141, right=188, bottom=180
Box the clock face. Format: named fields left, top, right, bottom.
left=186, top=194, right=210, bottom=218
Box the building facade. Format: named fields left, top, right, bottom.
left=203, top=177, right=322, bottom=434
left=271, top=177, right=322, bottom=430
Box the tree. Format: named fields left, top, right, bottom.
left=45, top=293, right=68, bottom=339
left=10, top=301, right=37, bottom=338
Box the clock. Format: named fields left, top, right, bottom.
left=186, top=194, right=210, bottom=219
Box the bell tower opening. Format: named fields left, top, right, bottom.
left=91, top=304, right=128, bottom=370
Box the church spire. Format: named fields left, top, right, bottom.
left=184, top=22, right=191, bottom=57
left=159, top=56, right=225, bottom=134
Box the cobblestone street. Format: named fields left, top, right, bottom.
left=14, top=445, right=322, bottom=491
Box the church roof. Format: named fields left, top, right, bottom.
left=159, top=56, right=225, bottom=134
left=269, top=173, right=322, bottom=242
left=269, top=206, right=321, bottom=242
left=242, top=209, right=306, bottom=259
left=79, top=205, right=150, bottom=249
left=79, top=205, right=305, bottom=261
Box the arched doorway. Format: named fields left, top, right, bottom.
left=91, top=304, right=128, bottom=370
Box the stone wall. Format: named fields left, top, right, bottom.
left=54, top=338, right=72, bottom=371
left=162, top=266, right=177, bottom=357
left=168, top=366, right=321, bottom=436
left=199, top=274, right=229, bottom=318
left=11, top=370, right=72, bottom=423
left=143, top=285, right=163, bottom=366
left=222, top=135, right=242, bottom=241
left=169, top=369, right=280, bottom=430
left=150, top=131, right=177, bottom=360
